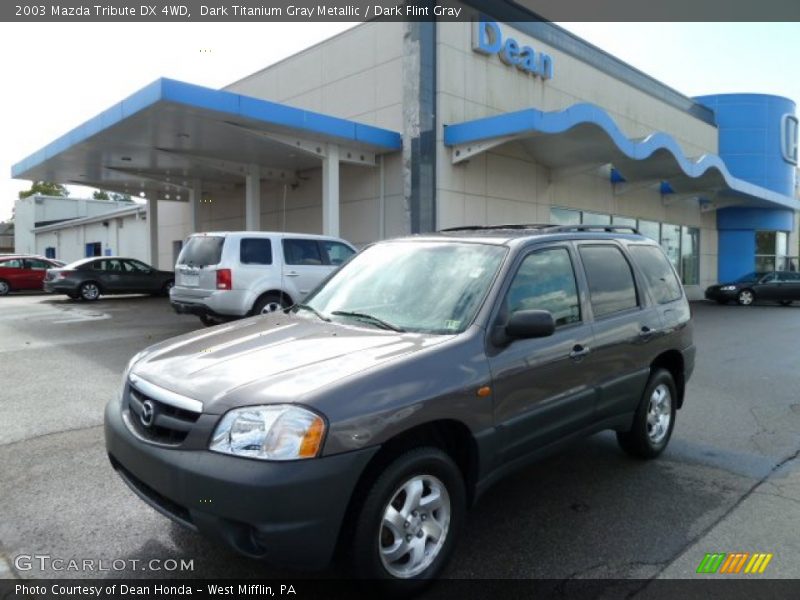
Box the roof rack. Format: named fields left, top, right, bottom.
left=440, top=224, right=640, bottom=234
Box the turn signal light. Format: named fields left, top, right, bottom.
left=298, top=416, right=326, bottom=458
left=216, top=269, right=232, bottom=290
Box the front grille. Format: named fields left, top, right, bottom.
left=125, top=384, right=200, bottom=446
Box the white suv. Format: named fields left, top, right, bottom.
left=170, top=231, right=356, bottom=325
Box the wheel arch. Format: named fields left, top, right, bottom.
left=251, top=289, right=294, bottom=313
left=335, top=419, right=479, bottom=557
left=651, top=350, right=685, bottom=408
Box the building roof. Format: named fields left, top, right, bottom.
left=33, top=205, right=144, bottom=233
left=11, top=78, right=402, bottom=201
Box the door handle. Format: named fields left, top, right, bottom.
left=639, top=326, right=659, bottom=338
left=285, top=271, right=299, bottom=277
left=569, top=345, right=591, bottom=361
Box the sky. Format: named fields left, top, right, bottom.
left=1, top=21, right=799, bottom=222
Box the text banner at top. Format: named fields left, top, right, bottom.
left=4, top=0, right=800, bottom=22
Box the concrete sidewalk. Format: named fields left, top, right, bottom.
left=657, top=449, right=800, bottom=579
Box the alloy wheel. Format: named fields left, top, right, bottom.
left=647, top=383, right=672, bottom=444
left=378, top=475, right=451, bottom=579
left=738, top=290, right=754, bottom=305
left=0, top=281, right=9, bottom=295
left=81, top=283, right=100, bottom=301
left=260, top=301, right=283, bottom=314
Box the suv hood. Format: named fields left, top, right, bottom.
left=130, top=314, right=448, bottom=414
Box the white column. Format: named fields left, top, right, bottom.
left=245, top=166, right=261, bottom=231
left=322, top=143, right=340, bottom=236
left=147, top=197, right=159, bottom=268
left=189, top=178, right=202, bottom=233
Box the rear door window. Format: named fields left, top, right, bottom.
left=579, top=245, right=639, bottom=318
left=628, top=245, right=683, bottom=304
left=283, top=239, right=323, bottom=265
left=320, top=241, right=355, bottom=266
left=240, top=238, right=273, bottom=265
left=178, top=236, right=225, bottom=267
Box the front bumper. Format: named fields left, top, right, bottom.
left=104, top=401, right=378, bottom=569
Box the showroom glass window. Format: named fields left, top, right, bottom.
left=582, top=211, right=611, bottom=226
left=638, top=220, right=660, bottom=242
left=680, top=227, right=700, bottom=285
left=505, top=248, right=581, bottom=327
left=579, top=245, right=639, bottom=318
left=550, top=207, right=581, bottom=225
left=612, top=215, right=637, bottom=228
left=660, top=224, right=681, bottom=270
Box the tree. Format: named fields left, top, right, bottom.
left=18, top=181, right=69, bottom=199
left=92, top=190, right=133, bottom=202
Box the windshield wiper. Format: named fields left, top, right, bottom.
left=331, top=310, right=405, bottom=332
left=295, top=303, right=331, bottom=322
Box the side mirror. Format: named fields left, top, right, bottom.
left=490, top=309, right=556, bottom=347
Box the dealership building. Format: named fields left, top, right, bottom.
left=12, top=10, right=800, bottom=298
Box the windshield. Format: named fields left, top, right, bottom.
left=301, top=241, right=507, bottom=334
left=178, top=236, right=224, bottom=267
left=733, top=271, right=766, bottom=283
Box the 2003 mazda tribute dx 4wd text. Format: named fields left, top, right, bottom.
left=105, top=224, right=695, bottom=586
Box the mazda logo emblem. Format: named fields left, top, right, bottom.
left=140, top=399, right=155, bottom=428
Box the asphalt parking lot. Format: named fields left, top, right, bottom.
left=1, top=293, right=800, bottom=585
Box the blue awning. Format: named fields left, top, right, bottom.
left=12, top=78, right=402, bottom=199
left=444, top=103, right=799, bottom=212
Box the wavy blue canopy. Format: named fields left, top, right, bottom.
left=444, top=103, right=799, bottom=211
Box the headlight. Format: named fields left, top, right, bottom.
left=210, top=405, right=326, bottom=460
left=720, top=285, right=737, bottom=291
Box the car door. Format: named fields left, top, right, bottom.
left=122, top=259, right=158, bottom=292
left=786, top=272, right=800, bottom=300
left=487, top=245, right=598, bottom=462
left=576, top=243, right=663, bottom=421
left=753, top=272, right=780, bottom=301
left=23, top=258, right=52, bottom=290
left=0, top=258, right=25, bottom=290
left=96, top=259, right=123, bottom=292
left=280, top=238, right=331, bottom=301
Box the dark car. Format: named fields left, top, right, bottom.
left=105, top=225, right=694, bottom=586
left=44, top=257, right=174, bottom=301
left=0, top=255, right=64, bottom=295
left=705, top=270, right=800, bottom=306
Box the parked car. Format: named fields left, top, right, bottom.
left=44, top=257, right=174, bottom=301
left=170, top=231, right=357, bottom=325
left=705, top=270, right=800, bottom=306
left=0, top=255, right=64, bottom=295
left=105, top=224, right=694, bottom=587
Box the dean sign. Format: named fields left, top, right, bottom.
left=472, top=18, right=554, bottom=80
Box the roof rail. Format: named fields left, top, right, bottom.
left=439, top=224, right=640, bottom=234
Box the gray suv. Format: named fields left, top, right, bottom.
left=105, top=225, right=694, bottom=586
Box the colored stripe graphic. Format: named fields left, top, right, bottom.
left=698, top=552, right=773, bottom=574
left=697, top=553, right=726, bottom=573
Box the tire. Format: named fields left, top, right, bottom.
left=159, top=280, right=174, bottom=297
left=348, top=447, right=466, bottom=591
left=251, top=292, right=288, bottom=316
left=779, top=300, right=793, bottom=306
left=79, top=281, right=101, bottom=301
left=617, top=368, right=677, bottom=459
left=0, top=280, right=9, bottom=296
left=199, top=314, right=220, bottom=327
left=737, top=289, right=755, bottom=306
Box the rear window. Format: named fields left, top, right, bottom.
left=0, top=259, right=23, bottom=268
left=178, top=236, right=224, bottom=267
left=628, top=245, right=683, bottom=304
left=240, top=238, right=272, bottom=265
left=579, top=245, right=639, bottom=318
